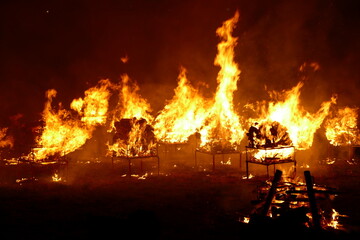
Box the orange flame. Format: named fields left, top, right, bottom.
left=199, top=11, right=245, bottom=151
left=111, top=74, right=153, bottom=126
left=108, top=118, right=156, bottom=157
left=33, top=89, right=92, bottom=160
left=252, top=82, right=336, bottom=150
left=325, top=107, right=359, bottom=146
left=70, top=79, right=112, bottom=126
left=107, top=75, right=156, bottom=157
left=154, top=67, right=209, bottom=143
left=253, top=147, right=295, bottom=162
left=33, top=80, right=112, bottom=161
left=0, top=127, right=14, bottom=148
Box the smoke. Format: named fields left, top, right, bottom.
left=234, top=0, right=360, bottom=108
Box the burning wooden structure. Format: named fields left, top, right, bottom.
left=245, top=145, right=296, bottom=178
left=109, top=118, right=160, bottom=175
left=246, top=170, right=344, bottom=232
left=244, top=120, right=296, bottom=178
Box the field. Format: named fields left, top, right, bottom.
left=0, top=147, right=360, bottom=240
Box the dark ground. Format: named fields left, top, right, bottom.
left=0, top=147, right=360, bottom=240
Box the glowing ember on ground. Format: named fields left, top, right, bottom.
left=326, top=209, right=348, bottom=230
left=52, top=173, right=62, bottom=182
left=242, top=173, right=254, bottom=179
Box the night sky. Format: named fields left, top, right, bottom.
left=1, top=0, right=359, bottom=125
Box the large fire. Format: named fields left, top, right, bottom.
left=0, top=6, right=358, bottom=238
left=0, top=10, right=356, bottom=169
left=107, top=75, right=156, bottom=158
left=153, top=67, right=209, bottom=144
left=250, top=82, right=336, bottom=150
left=198, top=11, right=245, bottom=152
left=32, top=80, right=112, bottom=161
left=32, top=89, right=92, bottom=161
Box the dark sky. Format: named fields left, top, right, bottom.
left=0, top=0, right=359, bottom=125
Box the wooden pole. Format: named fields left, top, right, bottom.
left=304, top=170, right=322, bottom=230
left=261, top=169, right=282, bottom=216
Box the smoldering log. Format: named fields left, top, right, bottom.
left=260, top=169, right=283, bottom=216
left=304, top=170, right=322, bottom=230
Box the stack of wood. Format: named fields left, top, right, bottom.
left=247, top=170, right=340, bottom=232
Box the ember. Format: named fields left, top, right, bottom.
left=246, top=170, right=344, bottom=231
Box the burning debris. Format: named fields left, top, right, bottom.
left=325, top=106, right=360, bottom=146
left=108, top=118, right=156, bottom=158
left=247, top=121, right=292, bottom=148
left=106, top=75, right=160, bottom=176
left=246, top=81, right=336, bottom=151
left=0, top=127, right=14, bottom=149
left=245, top=120, right=295, bottom=178
left=108, top=118, right=159, bottom=176
left=51, top=172, right=62, bottom=182
left=322, top=106, right=360, bottom=165
left=244, top=170, right=347, bottom=233
left=15, top=177, right=38, bottom=185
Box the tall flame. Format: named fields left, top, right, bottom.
left=199, top=11, right=245, bottom=150
left=153, top=67, right=209, bottom=143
